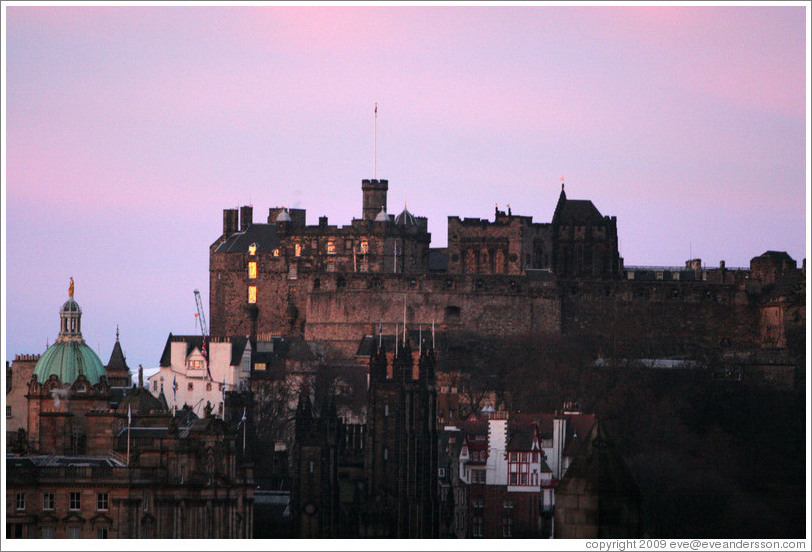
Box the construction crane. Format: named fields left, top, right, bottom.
left=194, top=289, right=212, bottom=380
left=194, top=289, right=208, bottom=337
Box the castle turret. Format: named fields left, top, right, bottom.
left=362, top=179, right=388, bottom=221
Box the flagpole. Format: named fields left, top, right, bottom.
left=373, top=102, right=377, bottom=179
left=126, top=405, right=131, bottom=467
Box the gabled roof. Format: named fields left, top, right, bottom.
left=552, top=187, right=605, bottom=226
left=556, top=421, right=640, bottom=497
left=159, top=334, right=251, bottom=367
left=214, top=223, right=280, bottom=254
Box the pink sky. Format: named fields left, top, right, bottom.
left=3, top=4, right=808, bottom=371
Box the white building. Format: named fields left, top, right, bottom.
left=147, top=334, right=251, bottom=418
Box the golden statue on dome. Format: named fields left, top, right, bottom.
left=69, top=277, right=74, bottom=298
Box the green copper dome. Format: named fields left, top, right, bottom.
left=33, top=340, right=107, bottom=385
left=33, top=278, right=107, bottom=385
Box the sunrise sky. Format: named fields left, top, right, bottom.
left=3, top=3, right=809, bottom=371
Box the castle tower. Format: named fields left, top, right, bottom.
left=362, top=179, right=388, bottom=221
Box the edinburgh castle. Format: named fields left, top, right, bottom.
left=209, top=177, right=805, bottom=379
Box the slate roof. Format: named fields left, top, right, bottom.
left=429, top=248, right=449, bottom=272
left=556, top=421, right=640, bottom=497
left=106, top=339, right=129, bottom=372
left=159, top=334, right=251, bottom=367
left=552, top=188, right=606, bottom=226
left=214, top=223, right=280, bottom=254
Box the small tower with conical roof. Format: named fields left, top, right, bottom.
left=106, top=326, right=134, bottom=388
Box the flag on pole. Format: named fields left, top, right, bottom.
left=237, top=407, right=247, bottom=428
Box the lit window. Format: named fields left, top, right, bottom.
left=43, top=493, right=54, bottom=511
left=273, top=248, right=280, bottom=257
left=248, top=243, right=257, bottom=255
left=248, top=286, right=257, bottom=303
left=360, top=240, right=369, bottom=254
left=327, top=240, right=336, bottom=255
left=254, top=362, right=266, bottom=371
left=69, top=491, right=81, bottom=510
left=248, top=261, right=257, bottom=279
left=295, top=243, right=302, bottom=257
left=97, top=492, right=108, bottom=511
left=16, top=493, right=25, bottom=511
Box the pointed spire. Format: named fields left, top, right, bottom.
left=116, top=325, right=120, bottom=342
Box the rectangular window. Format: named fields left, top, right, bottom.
left=510, top=473, right=518, bottom=485
left=248, top=261, right=257, bottom=279
left=68, top=527, right=81, bottom=539
left=295, top=243, right=302, bottom=257
left=473, top=470, right=486, bottom=484
left=360, top=240, right=369, bottom=254
left=254, top=362, right=266, bottom=371
left=248, top=285, right=257, bottom=303
left=327, top=240, right=336, bottom=255
left=472, top=517, right=483, bottom=538
left=6, top=405, right=11, bottom=417
left=69, top=491, right=81, bottom=510
left=43, top=492, right=54, bottom=511
left=473, top=498, right=484, bottom=509
left=503, top=517, right=513, bottom=537
left=520, top=473, right=527, bottom=485
left=97, top=527, right=108, bottom=539
left=41, top=527, right=54, bottom=539
left=16, top=493, right=25, bottom=511
left=504, top=499, right=514, bottom=509
left=532, top=452, right=539, bottom=463
left=509, top=451, right=517, bottom=462
left=97, top=492, right=109, bottom=511
left=188, top=382, right=194, bottom=391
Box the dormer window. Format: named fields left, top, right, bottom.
left=248, top=243, right=257, bottom=255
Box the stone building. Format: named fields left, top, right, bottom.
left=554, top=421, right=641, bottom=538
left=5, top=281, right=254, bottom=540
left=362, top=334, right=440, bottom=538
left=207, top=175, right=804, bottom=378
left=449, top=404, right=599, bottom=539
